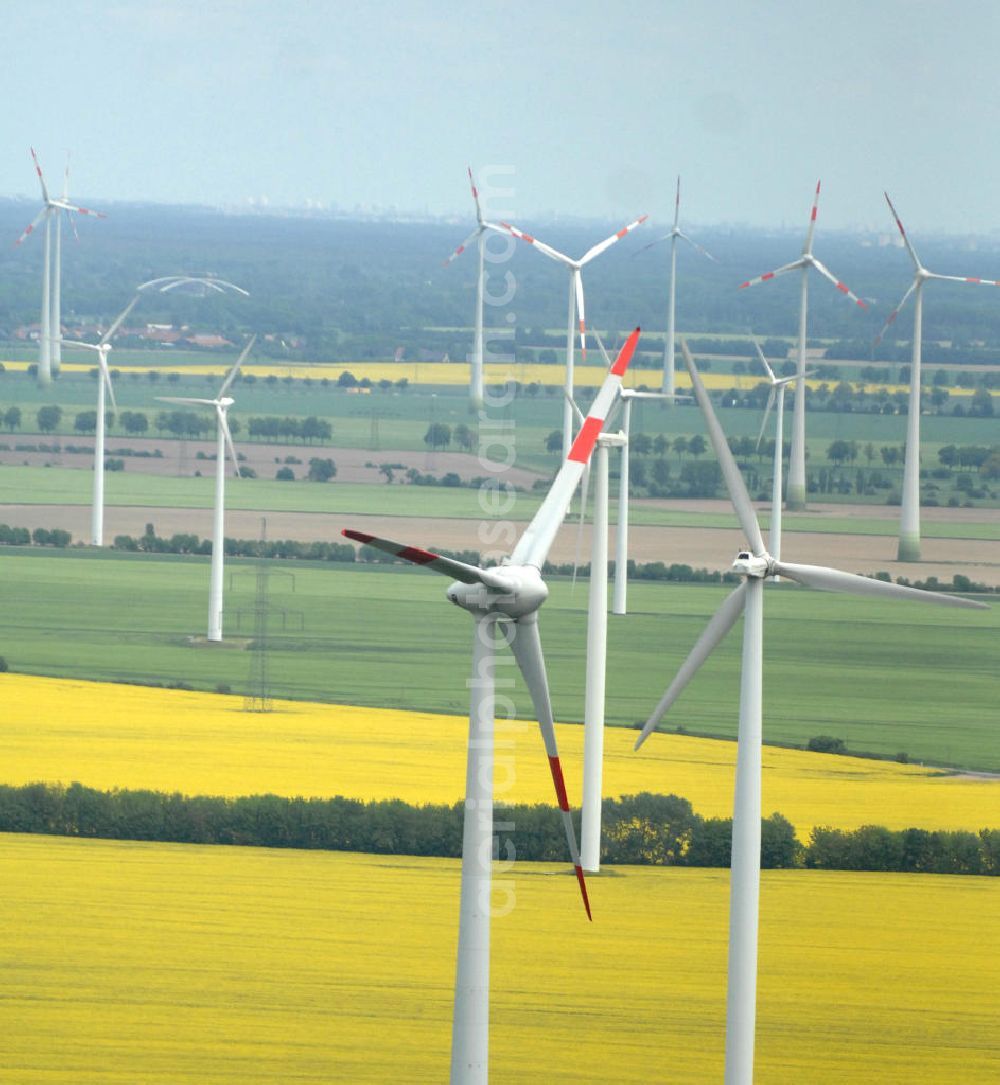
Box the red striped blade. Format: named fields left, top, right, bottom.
left=30, top=147, right=50, bottom=204
left=14, top=207, right=47, bottom=246
left=341, top=528, right=496, bottom=586
left=810, top=257, right=867, bottom=308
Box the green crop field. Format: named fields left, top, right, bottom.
left=2, top=367, right=997, bottom=457
left=1, top=465, right=997, bottom=542
left=0, top=549, right=995, bottom=769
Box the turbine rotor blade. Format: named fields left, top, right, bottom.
left=218, top=407, right=241, bottom=477
left=511, top=327, right=640, bottom=568
left=738, top=258, right=806, bottom=290
left=14, top=208, right=47, bottom=246
left=444, top=224, right=483, bottom=266
left=155, top=396, right=215, bottom=406
left=928, top=271, right=1000, bottom=287
left=573, top=269, right=587, bottom=358
left=500, top=222, right=572, bottom=266
left=635, top=581, right=749, bottom=748
left=219, top=333, right=256, bottom=396
left=30, top=148, right=50, bottom=204
left=756, top=389, right=776, bottom=450
left=676, top=230, right=717, bottom=262
left=507, top=612, right=591, bottom=919
left=340, top=529, right=507, bottom=588
left=883, top=191, right=921, bottom=270
left=579, top=213, right=648, bottom=265
left=103, top=294, right=141, bottom=344
left=673, top=175, right=681, bottom=231
left=680, top=341, right=766, bottom=556
left=753, top=339, right=776, bottom=383
left=98, top=349, right=117, bottom=411
left=773, top=561, right=988, bottom=610
left=810, top=257, right=867, bottom=308
left=804, top=179, right=821, bottom=254
left=874, top=281, right=918, bottom=346
left=632, top=234, right=670, bottom=257
left=467, top=165, right=484, bottom=225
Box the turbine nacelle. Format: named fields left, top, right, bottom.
left=732, top=551, right=770, bottom=579
left=445, top=565, right=547, bottom=619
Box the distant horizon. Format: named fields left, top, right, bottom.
left=0, top=192, right=982, bottom=242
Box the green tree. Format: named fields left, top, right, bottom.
left=424, top=422, right=451, bottom=450
left=827, top=439, right=852, bottom=467
left=545, top=429, right=563, bottom=454
left=4, top=406, right=22, bottom=432
left=74, top=411, right=98, bottom=434
left=36, top=405, right=62, bottom=434
left=453, top=423, right=474, bottom=452
left=687, top=434, right=706, bottom=459
left=120, top=411, right=149, bottom=436
left=307, top=457, right=337, bottom=482
left=970, top=387, right=995, bottom=417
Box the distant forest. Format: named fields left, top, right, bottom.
left=5, top=200, right=1000, bottom=365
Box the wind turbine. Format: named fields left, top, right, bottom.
left=752, top=340, right=814, bottom=567
left=343, top=327, right=641, bottom=1081
left=738, top=181, right=866, bottom=510
left=444, top=168, right=507, bottom=409
left=635, top=176, right=716, bottom=397
left=611, top=384, right=688, bottom=616
left=635, top=341, right=985, bottom=1085
left=502, top=214, right=647, bottom=457
left=14, top=149, right=106, bottom=384
left=156, top=335, right=256, bottom=642
left=52, top=294, right=142, bottom=545
left=876, top=193, right=1000, bottom=561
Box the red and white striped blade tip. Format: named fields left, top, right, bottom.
left=575, top=866, right=593, bottom=920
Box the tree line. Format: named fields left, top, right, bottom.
left=0, top=781, right=995, bottom=875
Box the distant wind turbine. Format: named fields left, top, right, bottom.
left=752, top=339, right=814, bottom=568
left=635, top=176, right=716, bottom=398
left=14, top=149, right=106, bottom=384
left=51, top=295, right=142, bottom=545
left=444, top=168, right=507, bottom=409
left=875, top=193, right=1000, bottom=561
left=738, top=181, right=866, bottom=510
left=156, top=335, right=256, bottom=642
left=636, top=340, right=985, bottom=1085
left=502, top=214, right=647, bottom=457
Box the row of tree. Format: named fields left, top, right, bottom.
left=1, top=523, right=993, bottom=595
left=0, top=782, right=995, bottom=875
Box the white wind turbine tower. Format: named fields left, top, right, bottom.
left=876, top=193, right=1000, bottom=562
left=611, top=383, right=689, bottom=616
left=343, top=328, right=641, bottom=1082
left=157, top=335, right=256, bottom=642
left=571, top=337, right=685, bottom=871
left=502, top=213, right=647, bottom=456
left=739, top=181, right=866, bottom=510
left=444, top=168, right=507, bottom=409
left=635, top=341, right=985, bottom=1085
left=52, top=294, right=142, bottom=545
left=752, top=339, right=814, bottom=568
left=635, top=177, right=716, bottom=397
left=14, top=149, right=106, bottom=383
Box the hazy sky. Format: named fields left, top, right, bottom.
left=3, top=1, right=998, bottom=234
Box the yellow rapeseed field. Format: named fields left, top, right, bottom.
left=4, top=675, right=997, bottom=837
left=2, top=833, right=997, bottom=1083
left=0, top=356, right=969, bottom=396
